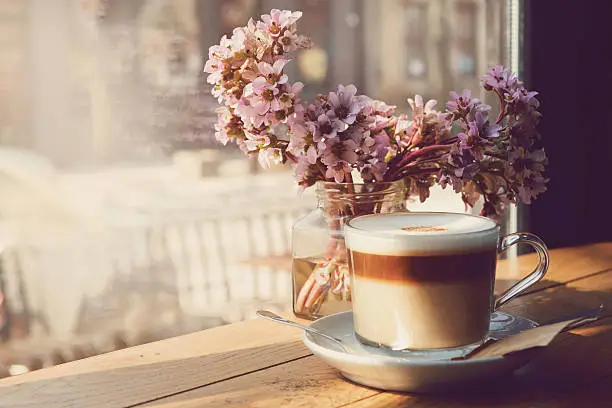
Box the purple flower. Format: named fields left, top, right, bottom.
left=473, top=111, right=501, bottom=139
left=359, top=131, right=389, bottom=159
left=446, top=89, right=479, bottom=113
left=327, top=84, right=361, bottom=126
left=481, top=65, right=518, bottom=91
left=439, top=172, right=463, bottom=193
left=320, top=138, right=359, bottom=168
left=516, top=174, right=548, bottom=204
left=314, top=113, right=346, bottom=144
left=507, top=147, right=548, bottom=178
left=503, top=146, right=548, bottom=205
left=205, top=11, right=546, bottom=220
left=504, top=88, right=539, bottom=106
left=360, top=159, right=387, bottom=182
left=480, top=193, right=510, bottom=221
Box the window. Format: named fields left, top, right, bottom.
left=0, top=0, right=519, bottom=375
left=403, top=2, right=429, bottom=79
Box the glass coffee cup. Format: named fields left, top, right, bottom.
left=344, top=212, right=549, bottom=351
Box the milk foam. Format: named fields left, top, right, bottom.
left=345, top=213, right=498, bottom=255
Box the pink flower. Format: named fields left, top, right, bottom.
left=258, top=59, right=289, bottom=84
left=306, top=145, right=318, bottom=164
left=370, top=99, right=396, bottom=116
left=294, top=156, right=320, bottom=189
left=259, top=9, right=303, bottom=37
left=214, top=123, right=229, bottom=145
left=279, top=30, right=299, bottom=52
left=235, top=100, right=268, bottom=127
left=250, top=80, right=281, bottom=111
left=239, top=60, right=292, bottom=117
left=278, top=82, right=304, bottom=110
left=407, top=95, right=438, bottom=116
left=401, top=94, right=448, bottom=147
left=243, top=130, right=270, bottom=152
left=327, top=84, right=361, bottom=126
left=204, top=44, right=231, bottom=85
left=277, top=29, right=312, bottom=53
left=258, top=148, right=282, bottom=168
left=214, top=107, right=245, bottom=146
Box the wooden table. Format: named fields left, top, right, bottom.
left=1, top=242, right=612, bottom=408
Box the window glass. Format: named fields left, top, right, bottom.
left=0, top=0, right=513, bottom=374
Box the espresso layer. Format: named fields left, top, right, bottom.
left=349, top=249, right=496, bottom=283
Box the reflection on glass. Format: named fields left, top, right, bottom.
left=403, top=2, right=428, bottom=79
left=455, top=1, right=478, bottom=77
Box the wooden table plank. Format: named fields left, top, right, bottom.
left=134, top=318, right=612, bottom=408
left=1, top=243, right=610, bottom=408
left=494, top=242, right=612, bottom=295
left=501, top=267, right=612, bottom=322
left=0, top=318, right=311, bottom=408
left=138, top=356, right=377, bottom=408
left=130, top=268, right=612, bottom=408
left=345, top=319, right=612, bottom=408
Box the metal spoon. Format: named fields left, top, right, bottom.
left=256, top=310, right=349, bottom=352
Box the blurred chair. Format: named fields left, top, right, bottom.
left=141, top=202, right=310, bottom=324
left=0, top=148, right=313, bottom=376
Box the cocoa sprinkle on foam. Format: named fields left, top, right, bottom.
left=401, top=226, right=448, bottom=232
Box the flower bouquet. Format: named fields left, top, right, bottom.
left=205, top=9, right=547, bottom=318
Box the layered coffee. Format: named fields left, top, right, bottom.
left=345, top=212, right=499, bottom=350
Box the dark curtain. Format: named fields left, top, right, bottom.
left=524, top=0, right=612, bottom=248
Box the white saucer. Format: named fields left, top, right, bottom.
left=302, top=311, right=540, bottom=392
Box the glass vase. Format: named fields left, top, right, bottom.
left=291, top=181, right=407, bottom=320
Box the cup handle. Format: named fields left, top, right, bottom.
left=494, top=232, right=550, bottom=309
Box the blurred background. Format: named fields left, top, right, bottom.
left=0, top=0, right=515, bottom=377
